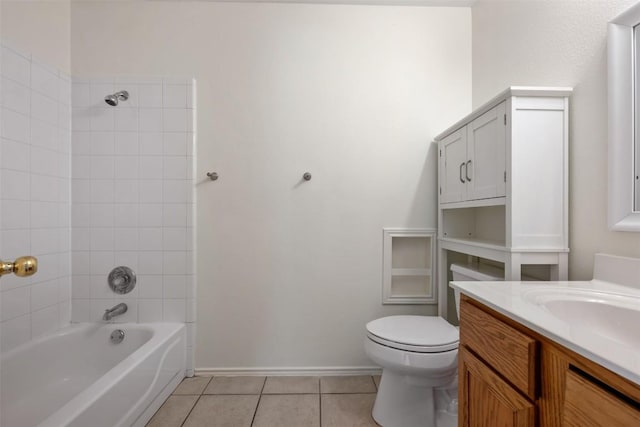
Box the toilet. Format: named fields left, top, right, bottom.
left=364, top=262, right=504, bottom=427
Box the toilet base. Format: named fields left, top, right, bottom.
left=372, top=370, right=437, bottom=427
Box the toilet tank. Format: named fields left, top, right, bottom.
left=450, top=263, right=504, bottom=320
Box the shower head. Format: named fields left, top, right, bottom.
left=104, top=90, right=129, bottom=106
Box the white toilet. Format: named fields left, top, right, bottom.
left=364, top=262, right=504, bottom=427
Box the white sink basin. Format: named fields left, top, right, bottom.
left=522, top=288, right=640, bottom=348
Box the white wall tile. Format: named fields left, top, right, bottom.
left=2, top=200, right=29, bottom=229
left=163, top=84, right=187, bottom=108
left=138, top=299, right=163, bottom=322
left=139, top=108, right=163, bottom=132
left=163, top=204, right=187, bottom=227
left=163, top=157, right=187, bottom=180
left=163, top=251, right=187, bottom=275
left=31, top=305, right=59, bottom=338
left=163, top=228, right=187, bottom=251
left=1, top=314, right=31, bottom=351
left=163, top=133, right=187, bottom=156
left=139, top=156, right=163, bottom=179
left=31, top=201, right=58, bottom=228
left=90, top=108, right=114, bottom=132
left=114, top=107, right=138, bottom=132
left=163, top=299, right=186, bottom=322
left=139, top=227, right=162, bottom=250
left=90, top=251, right=114, bottom=275
left=90, top=228, right=114, bottom=251
left=139, top=132, right=163, bottom=155
left=163, top=275, right=186, bottom=299
left=114, top=132, right=138, bottom=156
left=31, top=280, right=59, bottom=311
left=1, top=46, right=30, bottom=85
left=138, top=252, right=162, bottom=275
left=114, top=157, right=139, bottom=180
left=31, top=228, right=60, bottom=255
left=163, top=180, right=188, bottom=203
left=139, top=204, right=163, bottom=227
left=138, top=84, right=162, bottom=108
left=90, top=131, right=115, bottom=155
left=31, top=119, right=58, bottom=150
left=1, top=138, right=29, bottom=172
left=58, top=301, right=72, bottom=328
left=90, top=274, right=113, bottom=299
left=139, top=180, right=163, bottom=204
left=90, top=156, right=115, bottom=179
left=31, top=146, right=59, bottom=177
left=1, top=108, right=29, bottom=143
left=90, top=180, right=114, bottom=203
left=114, top=204, right=139, bottom=227
left=114, top=180, right=140, bottom=202
left=31, top=91, right=59, bottom=125
left=138, top=275, right=163, bottom=298
left=2, top=77, right=30, bottom=114
left=31, top=174, right=59, bottom=202
left=90, top=204, right=115, bottom=227
left=31, top=60, right=59, bottom=100
left=114, top=228, right=138, bottom=251
left=72, top=132, right=91, bottom=155
left=1, top=286, right=31, bottom=321
left=72, top=276, right=91, bottom=299
left=163, top=109, right=187, bottom=132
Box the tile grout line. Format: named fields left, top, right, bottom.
left=249, top=376, right=267, bottom=426
left=177, top=376, right=212, bottom=427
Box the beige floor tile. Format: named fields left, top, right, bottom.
left=320, top=376, right=376, bottom=394
left=253, top=394, right=320, bottom=427
left=146, top=395, right=199, bottom=427
left=262, top=376, right=320, bottom=394
left=173, top=376, right=212, bottom=395
left=204, top=376, right=265, bottom=395
left=321, top=394, right=380, bottom=427
left=373, top=375, right=381, bottom=390
left=182, top=395, right=259, bottom=427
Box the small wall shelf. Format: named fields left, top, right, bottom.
left=383, top=228, right=436, bottom=305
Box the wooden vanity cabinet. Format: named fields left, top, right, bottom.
left=459, top=295, right=640, bottom=427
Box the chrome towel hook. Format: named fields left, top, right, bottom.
left=207, top=172, right=219, bottom=181
left=303, top=172, right=312, bottom=181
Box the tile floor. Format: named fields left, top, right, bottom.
left=147, top=375, right=382, bottom=427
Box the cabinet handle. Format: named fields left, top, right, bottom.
left=460, top=162, right=466, bottom=183
left=466, top=160, right=472, bottom=181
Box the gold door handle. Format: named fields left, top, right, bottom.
left=0, top=256, right=38, bottom=277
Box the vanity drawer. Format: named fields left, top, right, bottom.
left=459, top=297, right=537, bottom=399
left=563, top=369, right=640, bottom=426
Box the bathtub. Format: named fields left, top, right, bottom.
left=1, top=322, right=186, bottom=427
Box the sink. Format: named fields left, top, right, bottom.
left=522, top=288, right=640, bottom=348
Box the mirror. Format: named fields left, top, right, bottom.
left=608, top=3, right=640, bottom=231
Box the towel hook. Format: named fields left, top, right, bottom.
left=303, top=172, right=312, bottom=181
left=207, top=172, right=219, bottom=181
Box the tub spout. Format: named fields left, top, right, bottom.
left=103, top=303, right=128, bottom=321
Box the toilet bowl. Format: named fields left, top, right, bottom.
left=364, top=262, right=503, bottom=427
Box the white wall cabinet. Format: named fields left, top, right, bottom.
left=435, top=87, right=572, bottom=319
left=440, top=102, right=507, bottom=204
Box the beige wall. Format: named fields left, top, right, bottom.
left=1, top=0, right=71, bottom=73
left=472, top=0, right=640, bottom=280
left=71, top=1, right=471, bottom=369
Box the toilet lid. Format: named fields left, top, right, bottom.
left=366, top=316, right=459, bottom=353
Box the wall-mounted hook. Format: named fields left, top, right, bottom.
left=303, top=172, right=312, bottom=181
left=207, top=172, right=219, bottom=181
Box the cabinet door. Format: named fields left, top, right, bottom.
left=467, top=102, right=507, bottom=200
left=460, top=347, right=535, bottom=427
left=439, top=128, right=467, bottom=203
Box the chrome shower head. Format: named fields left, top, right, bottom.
left=104, top=90, right=129, bottom=106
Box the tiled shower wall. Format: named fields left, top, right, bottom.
left=0, top=44, right=72, bottom=352
left=70, top=77, right=196, bottom=370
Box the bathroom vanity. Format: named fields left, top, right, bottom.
left=452, top=254, right=640, bottom=426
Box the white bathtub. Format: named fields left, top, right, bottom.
left=1, top=322, right=186, bottom=427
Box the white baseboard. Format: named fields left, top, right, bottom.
left=196, top=366, right=382, bottom=376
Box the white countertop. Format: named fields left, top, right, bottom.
left=451, top=279, right=640, bottom=385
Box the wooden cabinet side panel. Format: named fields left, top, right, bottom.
left=460, top=347, right=535, bottom=427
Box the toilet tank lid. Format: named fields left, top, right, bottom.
left=450, top=262, right=504, bottom=281
left=366, top=316, right=459, bottom=347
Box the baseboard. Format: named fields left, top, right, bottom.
left=196, top=366, right=382, bottom=376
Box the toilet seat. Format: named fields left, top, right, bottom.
left=366, top=316, right=459, bottom=353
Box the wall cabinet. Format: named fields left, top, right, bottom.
left=459, top=295, right=640, bottom=427
left=435, top=87, right=572, bottom=318
left=440, top=102, right=506, bottom=204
